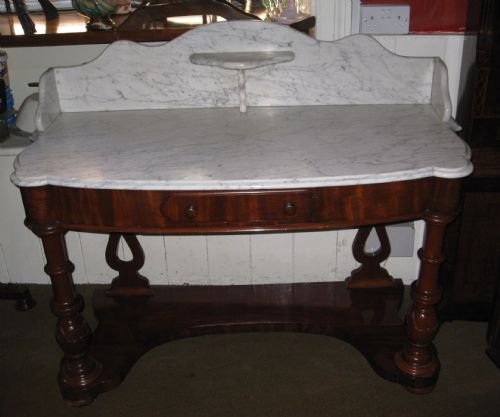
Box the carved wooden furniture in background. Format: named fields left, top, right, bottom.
left=0, top=282, right=35, bottom=310
left=0, top=0, right=314, bottom=47
left=470, top=0, right=500, bottom=367
left=487, top=274, right=500, bottom=366
left=118, top=0, right=315, bottom=33
left=8, top=0, right=58, bottom=34
left=13, top=22, right=472, bottom=405
left=119, top=0, right=257, bottom=31
left=439, top=1, right=500, bottom=365
left=11, top=0, right=36, bottom=35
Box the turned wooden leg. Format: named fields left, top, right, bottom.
left=395, top=179, right=461, bottom=392
left=29, top=223, right=102, bottom=406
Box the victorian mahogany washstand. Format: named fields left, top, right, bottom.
left=12, top=22, right=472, bottom=405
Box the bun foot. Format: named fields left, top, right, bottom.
left=62, top=392, right=97, bottom=407
left=404, top=384, right=436, bottom=394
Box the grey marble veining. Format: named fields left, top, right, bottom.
left=13, top=105, right=472, bottom=189
left=36, top=69, right=61, bottom=132
left=35, top=21, right=446, bottom=131
left=431, top=59, right=453, bottom=124
left=18, top=21, right=469, bottom=191
left=190, top=51, right=296, bottom=113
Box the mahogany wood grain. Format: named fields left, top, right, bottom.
left=21, top=179, right=434, bottom=234
left=20, top=176, right=461, bottom=405
left=395, top=178, right=462, bottom=392
left=346, top=225, right=396, bottom=289
left=87, top=281, right=430, bottom=400
left=105, top=233, right=153, bottom=297
left=26, top=222, right=102, bottom=406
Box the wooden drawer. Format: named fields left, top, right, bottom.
left=160, top=190, right=318, bottom=226
left=35, top=179, right=433, bottom=233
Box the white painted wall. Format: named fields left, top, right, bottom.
left=7, top=45, right=108, bottom=108
left=0, top=12, right=475, bottom=286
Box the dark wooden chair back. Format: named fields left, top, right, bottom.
left=119, top=0, right=257, bottom=31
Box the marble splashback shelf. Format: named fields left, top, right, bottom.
left=35, top=21, right=452, bottom=131
left=190, top=51, right=296, bottom=112
left=189, top=51, right=296, bottom=70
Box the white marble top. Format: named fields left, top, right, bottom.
left=12, top=104, right=472, bottom=190
left=13, top=22, right=470, bottom=190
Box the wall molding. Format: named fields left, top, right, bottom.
left=313, top=0, right=352, bottom=41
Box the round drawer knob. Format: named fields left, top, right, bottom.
left=184, top=204, right=197, bottom=219
left=284, top=201, right=297, bottom=216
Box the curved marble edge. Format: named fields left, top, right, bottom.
left=15, top=103, right=473, bottom=190
left=431, top=58, right=453, bottom=123
left=11, top=163, right=474, bottom=190
left=35, top=21, right=436, bottom=119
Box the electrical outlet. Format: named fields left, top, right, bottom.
left=360, top=5, right=410, bottom=35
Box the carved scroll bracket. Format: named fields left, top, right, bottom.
left=105, top=233, right=153, bottom=297
left=346, top=226, right=397, bottom=289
